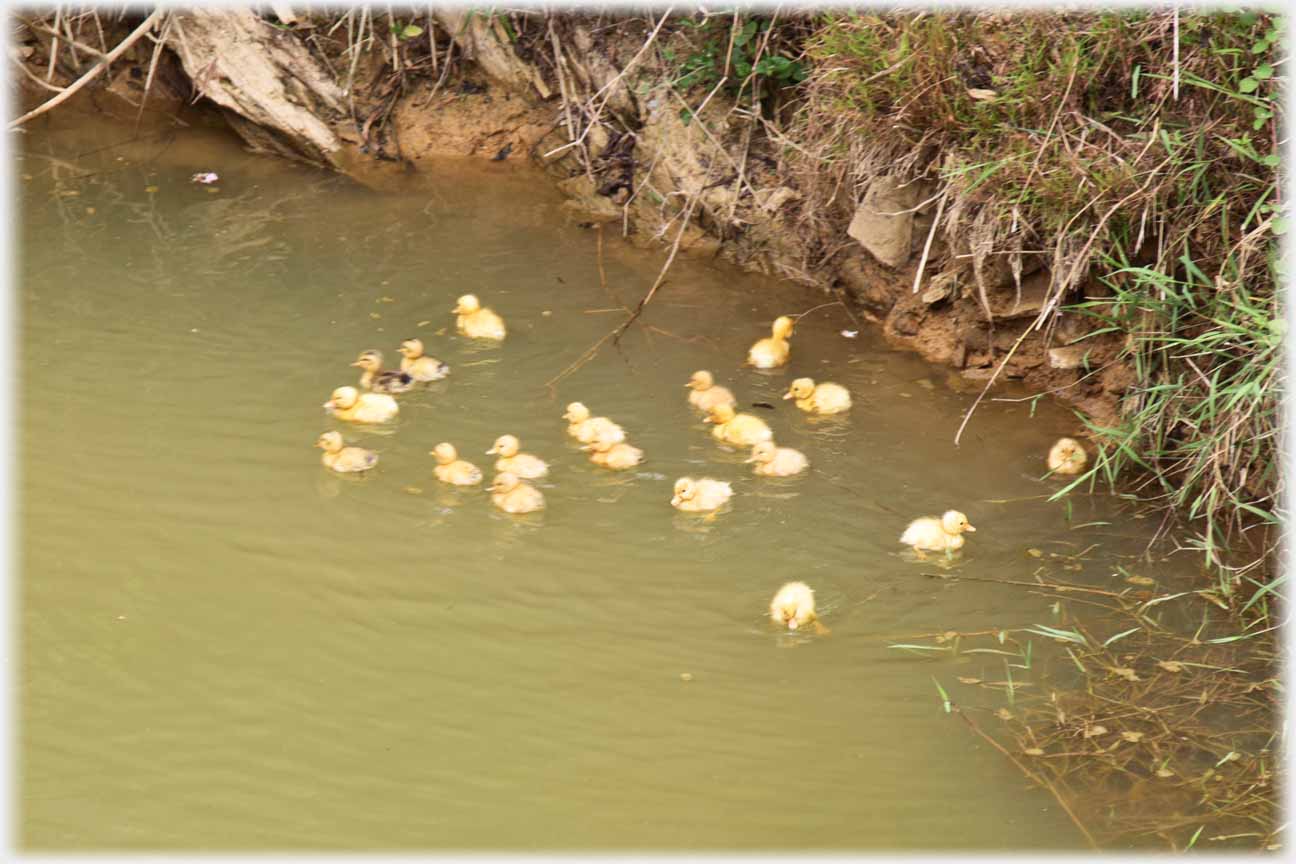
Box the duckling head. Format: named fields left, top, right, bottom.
left=431, top=442, right=459, bottom=465
left=686, top=370, right=714, bottom=390
left=772, top=315, right=796, bottom=339
left=941, top=510, right=976, bottom=535
left=671, top=477, right=697, bottom=506
left=488, top=434, right=520, bottom=457
left=316, top=431, right=343, bottom=453
left=772, top=581, right=815, bottom=630
left=490, top=472, right=520, bottom=493
left=785, top=378, right=816, bottom=401
left=351, top=350, right=383, bottom=372
left=398, top=338, right=425, bottom=359
left=563, top=402, right=590, bottom=423
left=453, top=294, right=481, bottom=314
left=325, top=386, right=359, bottom=410
left=706, top=402, right=737, bottom=424
left=747, top=441, right=777, bottom=464
left=1053, top=437, right=1083, bottom=462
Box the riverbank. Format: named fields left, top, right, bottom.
left=12, top=7, right=1284, bottom=850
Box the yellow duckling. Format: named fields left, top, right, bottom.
left=487, top=434, right=549, bottom=479
left=490, top=472, right=545, bottom=514
left=323, top=386, right=399, bottom=423
left=563, top=402, right=626, bottom=445
left=769, top=581, right=817, bottom=631
left=747, top=440, right=808, bottom=477
left=900, top=510, right=976, bottom=557
left=586, top=431, right=644, bottom=470
left=352, top=349, right=416, bottom=394
left=1047, top=437, right=1088, bottom=475
left=452, top=293, right=507, bottom=340
left=685, top=369, right=736, bottom=413
left=784, top=377, right=852, bottom=415
left=315, top=431, right=378, bottom=473
left=431, top=442, right=483, bottom=486
left=706, top=402, right=773, bottom=447
left=746, top=315, right=795, bottom=369
left=670, top=476, right=733, bottom=512
left=397, top=338, right=450, bottom=381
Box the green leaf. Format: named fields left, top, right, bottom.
left=1239, top=77, right=1260, bottom=93
left=400, top=24, right=424, bottom=39
left=931, top=676, right=951, bottom=714
left=1261, top=153, right=1281, bottom=167
left=733, top=19, right=758, bottom=48
left=1271, top=216, right=1288, bottom=236
left=1251, top=39, right=1271, bottom=54
left=1254, top=63, right=1275, bottom=79
left=1131, top=64, right=1141, bottom=98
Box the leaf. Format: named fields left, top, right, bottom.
left=1026, top=548, right=1043, bottom=558
left=1239, top=77, right=1260, bottom=93
left=957, top=676, right=982, bottom=685
left=967, top=88, right=998, bottom=101
left=1254, top=63, right=1275, bottom=79
left=400, top=24, right=424, bottom=39
left=1156, top=767, right=1174, bottom=778
left=1121, top=731, right=1144, bottom=743
left=1124, top=574, right=1154, bottom=586
left=1261, top=154, right=1281, bottom=167
left=1272, top=216, right=1289, bottom=236
left=931, top=676, right=951, bottom=714
left=1103, top=628, right=1141, bottom=647
left=1083, top=725, right=1108, bottom=738
left=934, top=630, right=960, bottom=644
left=1111, top=666, right=1140, bottom=682
left=1251, top=39, right=1271, bottom=54
left=1024, top=747, right=1045, bottom=756
left=996, top=708, right=1013, bottom=721
left=1157, top=660, right=1184, bottom=673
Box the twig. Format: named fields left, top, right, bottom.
left=911, top=188, right=947, bottom=293
left=954, top=708, right=1099, bottom=850
left=11, top=10, right=164, bottom=130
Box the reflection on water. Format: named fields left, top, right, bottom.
left=20, top=108, right=1185, bottom=851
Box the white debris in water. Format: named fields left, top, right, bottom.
left=191, top=172, right=219, bottom=184
left=841, top=330, right=858, bottom=338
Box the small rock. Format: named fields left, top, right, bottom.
left=847, top=175, right=920, bottom=268
left=1048, top=345, right=1090, bottom=369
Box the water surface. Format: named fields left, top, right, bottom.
left=19, top=107, right=1183, bottom=850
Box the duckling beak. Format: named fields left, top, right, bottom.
left=744, top=455, right=758, bottom=463
left=349, top=360, right=364, bottom=367
left=322, top=400, right=334, bottom=409
left=782, top=392, right=794, bottom=400
left=702, top=416, right=715, bottom=424
left=787, top=617, right=799, bottom=630
left=670, top=495, right=681, bottom=506
left=965, top=524, right=977, bottom=532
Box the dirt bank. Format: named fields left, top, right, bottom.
left=12, top=8, right=1131, bottom=434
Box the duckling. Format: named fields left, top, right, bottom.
left=487, top=434, right=549, bottom=479
left=900, top=510, right=976, bottom=557
left=397, top=337, right=450, bottom=381
left=452, top=293, right=507, bottom=340
left=769, top=581, right=817, bottom=631
left=670, top=476, right=733, bottom=512
left=323, top=386, right=399, bottom=423
left=352, top=350, right=416, bottom=394
left=746, top=314, right=795, bottom=369
left=315, top=431, right=378, bottom=473
left=563, top=402, right=625, bottom=445
left=747, top=440, right=808, bottom=477
left=706, top=402, right=773, bottom=447
left=490, top=472, right=545, bottom=514
left=431, top=442, right=483, bottom=486
left=784, top=377, right=852, bottom=415
left=685, top=369, right=736, bottom=413
left=586, top=431, right=644, bottom=470
left=1047, top=437, right=1088, bottom=475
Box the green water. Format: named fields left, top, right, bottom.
left=18, top=108, right=1182, bottom=850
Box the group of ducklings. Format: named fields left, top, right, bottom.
left=316, top=295, right=1091, bottom=634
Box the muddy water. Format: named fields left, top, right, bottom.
left=18, top=109, right=1178, bottom=851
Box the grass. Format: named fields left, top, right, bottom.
left=787, top=10, right=1285, bottom=607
